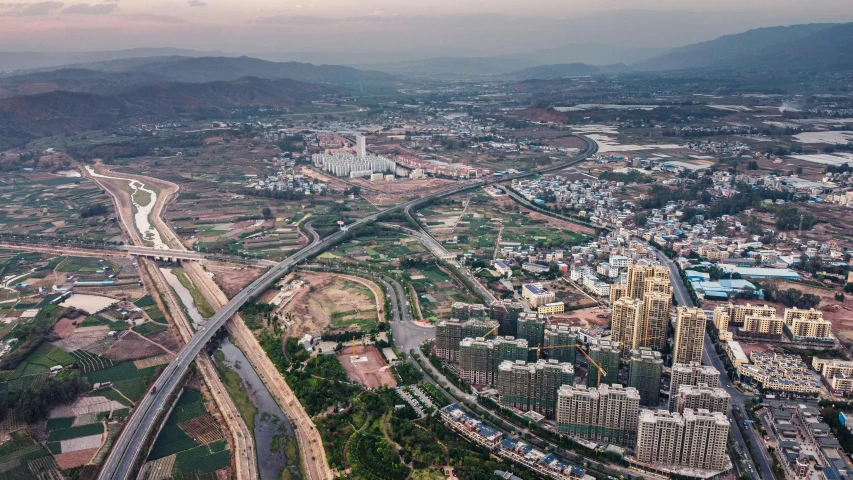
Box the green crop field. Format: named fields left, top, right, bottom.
left=133, top=322, right=167, bottom=336
left=47, top=422, right=104, bottom=441
left=174, top=441, right=231, bottom=474
left=113, top=377, right=151, bottom=402
left=86, top=361, right=140, bottom=384
left=45, top=417, right=75, bottom=431
left=133, top=295, right=157, bottom=308
left=147, top=424, right=198, bottom=460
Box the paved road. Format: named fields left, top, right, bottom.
left=653, top=249, right=772, bottom=480
left=100, top=136, right=598, bottom=480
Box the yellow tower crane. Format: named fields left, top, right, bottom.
left=528, top=343, right=578, bottom=361
left=576, top=344, right=608, bottom=387
left=482, top=325, right=499, bottom=339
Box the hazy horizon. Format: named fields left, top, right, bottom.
left=1, top=1, right=853, bottom=57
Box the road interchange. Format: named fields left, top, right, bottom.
left=98, top=136, right=598, bottom=479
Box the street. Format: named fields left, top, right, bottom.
left=654, top=249, right=774, bottom=480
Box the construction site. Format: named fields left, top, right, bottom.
left=337, top=344, right=396, bottom=388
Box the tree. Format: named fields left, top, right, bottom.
left=747, top=160, right=759, bottom=170
left=636, top=213, right=648, bottom=226
left=262, top=207, right=272, bottom=219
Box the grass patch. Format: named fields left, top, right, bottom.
left=212, top=350, right=257, bottom=430
left=96, top=388, right=133, bottom=406
left=173, top=268, right=215, bottom=318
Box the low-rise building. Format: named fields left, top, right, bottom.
left=522, top=283, right=556, bottom=307
left=538, top=302, right=566, bottom=315
left=737, top=352, right=822, bottom=395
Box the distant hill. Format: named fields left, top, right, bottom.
left=0, top=48, right=226, bottom=73
left=0, top=76, right=337, bottom=147
left=501, top=63, right=628, bottom=81
left=76, top=56, right=399, bottom=86
left=634, top=23, right=841, bottom=71
left=360, top=43, right=665, bottom=78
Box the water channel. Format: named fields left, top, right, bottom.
left=216, top=338, right=302, bottom=480
left=161, top=266, right=300, bottom=479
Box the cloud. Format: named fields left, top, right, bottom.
left=188, top=0, right=205, bottom=6
left=0, top=1, right=64, bottom=16
left=255, top=15, right=338, bottom=25
left=62, top=3, right=117, bottom=14
left=124, top=13, right=187, bottom=24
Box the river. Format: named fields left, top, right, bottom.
left=85, top=165, right=167, bottom=249
left=216, top=338, right=302, bottom=480
left=159, top=268, right=206, bottom=329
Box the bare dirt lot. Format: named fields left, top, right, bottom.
left=55, top=448, right=97, bottom=469
left=52, top=328, right=115, bottom=355
left=550, top=306, right=611, bottom=329
left=493, top=195, right=596, bottom=235
left=53, top=315, right=85, bottom=338
left=282, top=273, right=380, bottom=337
left=104, top=331, right=168, bottom=361
left=337, top=345, right=396, bottom=388
left=207, top=264, right=265, bottom=298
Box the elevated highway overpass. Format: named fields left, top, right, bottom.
left=98, top=136, right=598, bottom=480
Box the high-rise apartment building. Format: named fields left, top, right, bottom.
left=586, top=337, right=621, bottom=388
left=545, top=324, right=579, bottom=364
left=611, top=297, right=643, bottom=357
left=497, top=359, right=575, bottom=418
left=669, top=362, right=720, bottom=409
left=517, top=313, right=546, bottom=360
left=491, top=301, right=525, bottom=336
left=459, top=336, right=528, bottom=386
left=435, top=318, right=499, bottom=362
left=555, top=383, right=640, bottom=446
left=635, top=409, right=729, bottom=472
left=638, top=293, right=671, bottom=351
left=356, top=134, right=366, bottom=159
left=673, top=385, right=731, bottom=414
left=609, top=283, right=627, bottom=304
left=625, top=264, right=670, bottom=300
left=629, top=348, right=663, bottom=407
left=672, top=307, right=706, bottom=365
left=451, top=302, right=488, bottom=321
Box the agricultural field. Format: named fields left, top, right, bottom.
left=0, top=169, right=122, bottom=244
left=0, top=430, right=58, bottom=478
left=418, top=192, right=590, bottom=260
left=142, top=388, right=230, bottom=479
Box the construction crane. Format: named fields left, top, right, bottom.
left=576, top=344, right=608, bottom=387
left=528, top=343, right=578, bottom=361
left=482, top=325, right=499, bottom=339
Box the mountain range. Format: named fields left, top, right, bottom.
left=0, top=76, right=337, bottom=147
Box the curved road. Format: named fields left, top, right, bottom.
left=99, top=136, right=598, bottom=480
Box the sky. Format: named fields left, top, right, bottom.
left=1, top=0, right=852, bottom=57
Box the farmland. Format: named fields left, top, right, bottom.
left=0, top=168, right=122, bottom=244
left=143, top=388, right=231, bottom=478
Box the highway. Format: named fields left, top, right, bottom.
left=652, top=249, right=773, bottom=480
left=99, top=136, right=598, bottom=479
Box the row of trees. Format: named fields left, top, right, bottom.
left=762, top=283, right=821, bottom=309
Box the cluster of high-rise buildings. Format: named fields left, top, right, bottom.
left=432, top=292, right=732, bottom=475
